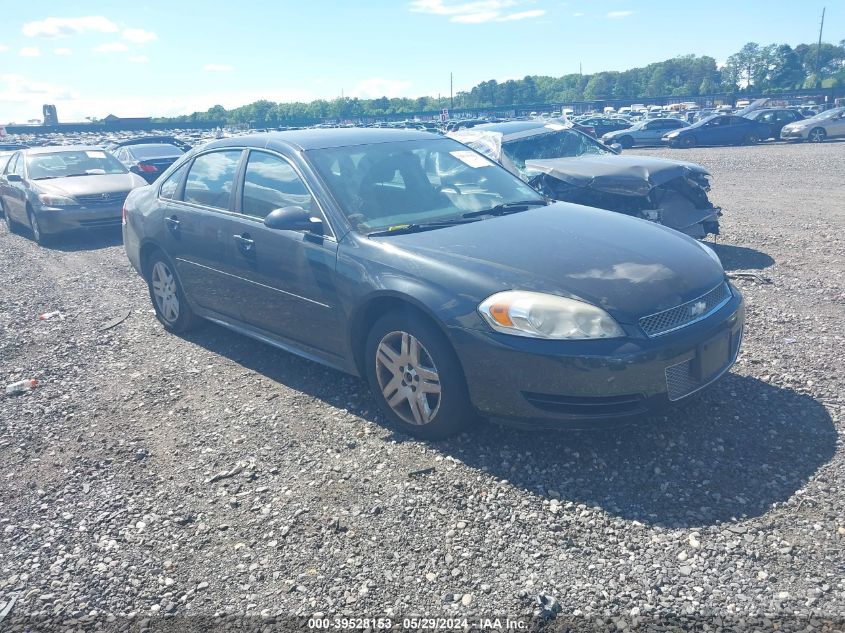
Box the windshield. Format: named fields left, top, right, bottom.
left=502, top=129, right=613, bottom=172
left=308, top=138, right=543, bottom=234
left=26, top=150, right=128, bottom=180
left=810, top=107, right=845, bottom=121
left=0, top=152, right=12, bottom=172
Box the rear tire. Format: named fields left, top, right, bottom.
left=808, top=127, right=826, bottom=143
left=365, top=310, right=474, bottom=440
left=145, top=249, right=200, bottom=333
left=743, top=133, right=760, bottom=145
left=3, top=204, right=18, bottom=234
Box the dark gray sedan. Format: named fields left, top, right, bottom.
left=123, top=129, right=744, bottom=440
left=0, top=146, right=147, bottom=244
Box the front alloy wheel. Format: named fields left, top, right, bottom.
left=365, top=311, right=474, bottom=440
left=375, top=331, right=442, bottom=426
left=28, top=210, right=48, bottom=245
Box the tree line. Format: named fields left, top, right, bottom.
left=156, top=40, right=845, bottom=127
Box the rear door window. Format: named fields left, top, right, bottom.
left=183, top=150, right=243, bottom=210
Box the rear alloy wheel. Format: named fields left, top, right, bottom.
left=366, top=311, right=474, bottom=440
left=146, top=251, right=199, bottom=333
left=1, top=199, right=12, bottom=231
left=808, top=127, right=826, bottom=143
left=743, top=133, right=760, bottom=145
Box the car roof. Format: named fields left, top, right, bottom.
left=204, top=128, right=439, bottom=152
left=21, top=145, right=109, bottom=155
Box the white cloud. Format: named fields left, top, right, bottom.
left=452, top=11, right=500, bottom=22
left=128, top=55, right=149, bottom=64
left=22, top=16, right=118, bottom=38
left=606, top=10, right=634, bottom=18
left=349, top=78, right=413, bottom=99
left=19, top=47, right=41, bottom=57
left=94, top=42, right=129, bottom=53
left=0, top=45, right=8, bottom=53
left=409, top=0, right=543, bottom=22
left=573, top=12, right=584, bottom=17
left=204, top=64, right=234, bottom=72
left=53, top=48, right=73, bottom=56
left=123, top=28, right=157, bottom=44
left=496, top=9, right=545, bottom=20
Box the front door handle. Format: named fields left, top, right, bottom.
left=165, top=216, right=180, bottom=231
left=233, top=234, right=255, bottom=253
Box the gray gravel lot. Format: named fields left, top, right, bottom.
left=0, top=140, right=844, bottom=631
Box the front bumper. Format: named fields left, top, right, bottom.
left=780, top=128, right=806, bottom=140
left=35, top=204, right=124, bottom=234
left=450, top=284, right=744, bottom=427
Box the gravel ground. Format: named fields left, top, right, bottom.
left=0, top=140, right=843, bottom=631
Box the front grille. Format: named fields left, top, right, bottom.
left=76, top=192, right=130, bottom=206
left=523, top=392, right=646, bottom=416
left=665, top=326, right=743, bottom=401
left=639, top=282, right=731, bottom=337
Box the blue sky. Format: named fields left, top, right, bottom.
left=1, top=0, right=841, bottom=123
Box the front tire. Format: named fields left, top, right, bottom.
left=28, top=208, right=50, bottom=246
left=145, top=250, right=199, bottom=333
left=619, top=135, right=634, bottom=149
left=365, top=311, right=474, bottom=440
left=808, top=127, right=826, bottom=143
left=679, top=135, right=697, bottom=148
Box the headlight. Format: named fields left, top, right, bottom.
left=478, top=291, right=624, bottom=340
left=665, top=131, right=680, bottom=139
left=38, top=193, right=77, bottom=206
left=697, top=241, right=723, bottom=269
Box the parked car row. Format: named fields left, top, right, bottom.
left=0, top=127, right=745, bottom=440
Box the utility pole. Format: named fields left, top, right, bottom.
left=450, top=72, right=454, bottom=110
left=815, top=7, right=825, bottom=79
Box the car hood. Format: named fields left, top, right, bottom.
left=33, top=173, right=145, bottom=197
left=372, top=203, right=725, bottom=322
left=524, top=155, right=710, bottom=197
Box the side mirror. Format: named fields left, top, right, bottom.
left=264, top=206, right=323, bottom=235
left=6, top=174, right=22, bottom=182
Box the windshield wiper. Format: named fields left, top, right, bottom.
left=367, top=218, right=479, bottom=237
left=462, top=199, right=548, bottom=219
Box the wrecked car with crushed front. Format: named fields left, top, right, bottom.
left=449, top=120, right=722, bottom=239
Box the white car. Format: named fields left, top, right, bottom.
left=780, top=107, right=845, bottom=143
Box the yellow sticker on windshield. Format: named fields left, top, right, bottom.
left=450, top=150, right=493, bottom=168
